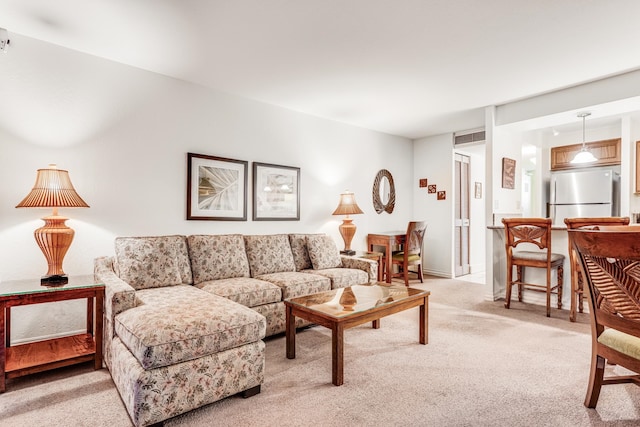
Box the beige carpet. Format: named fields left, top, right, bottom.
left=2, top=276, right=640, bottom=426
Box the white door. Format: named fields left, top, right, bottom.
left=454, top=154, right=470, bottom=277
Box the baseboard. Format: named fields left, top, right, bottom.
left=10, top=328, right=87, bottom=346
left=422, top=268, right=453, bottom=279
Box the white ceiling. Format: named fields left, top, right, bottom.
left=3, top=0, right=640, bottom=139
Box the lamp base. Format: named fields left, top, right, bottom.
left=340, top=249, right=356, bottom=256
left=41, top=274, right=69, bottom=287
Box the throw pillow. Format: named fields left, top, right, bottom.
left=115, top=236, right=183, bottom=289
left=306, top=235, right=342, bottom=270
left=289, top=234, right=316, bottom=271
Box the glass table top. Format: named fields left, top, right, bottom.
left=0, top=275, right=103, bottom=298
left=286, top=282, right=429, bottom=318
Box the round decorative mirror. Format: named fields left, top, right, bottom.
left=372, top=169, right=395, bottom=214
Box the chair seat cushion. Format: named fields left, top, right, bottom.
left=512, top=251, right=564, bottom=263
left=196, top=277, right=282, bottom=307
left=598, top=328, right=640, bottom=360
left=115, top=286, right=266, bottom=369
left=391, top=252, right=421, bottom=262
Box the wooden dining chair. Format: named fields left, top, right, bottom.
left=502, top=218, right=564, bottom=317
left=564, top=217, right=630, bottom=322
left=390, top=221, right=427, bottom=286
left=570, top=227, right=640, bottom=408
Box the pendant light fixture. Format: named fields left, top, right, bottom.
left=570, top=112, right=598, bottom=164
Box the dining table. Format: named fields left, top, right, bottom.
left=366, top=231, right=406, bottom=283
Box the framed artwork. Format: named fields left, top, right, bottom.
left=502, top=157, right=516, bottom=189
left=474, top=182, right=482, bottom=199
left=253, top=162, right=300, bottom=220
left=419, top=178, right=428, bottom=188
left=187, top=152, right=248, bottom=221
left=428, top=184, right=437, bottom=194
left=437, top=191, right=446, bottom=200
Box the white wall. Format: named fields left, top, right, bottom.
left=413, top=133, right=454, bottom=277
left=0, top=36, right=413, bottom=342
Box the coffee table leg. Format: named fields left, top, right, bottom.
left=420, top=296, right=429, bottom=345
left=286, top=305, right=295, bottom=359
left=332, top=324, right=344, bottom=386
left=372, top=319, right=380, bottom=329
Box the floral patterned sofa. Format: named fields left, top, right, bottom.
left=94, top=233, right=376, bottom=426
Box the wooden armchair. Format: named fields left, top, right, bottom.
left=570, top=227, right=640, bottom=408
left=502, top=218, right=564, bottom=317
left=564, top=217, right=630, bottom=322
left=390, top=221, right=427, bottom=286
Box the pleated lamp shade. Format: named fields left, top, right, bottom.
left=16, top=165, right=89, bottom=208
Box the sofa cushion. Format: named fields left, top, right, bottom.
left=187, top=234, right=250, bottom=283
left=306, top=234, right=342, bottom=270
left=289, top=234, right=315, bottom=271
left=114, top=235, right=193, bottom=289
left=196, top=277, right=282, bottom=307
left=304, top=267, right=368, bottom=289
left=256, top=271, right=331, bottom=299
left=244, top=234, right=296, bottom=276
left=114, top=285, right=266, bottom=369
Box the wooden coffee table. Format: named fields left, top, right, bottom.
left=285, top=282, right=430, bottom=386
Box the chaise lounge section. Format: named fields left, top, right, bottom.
left=94, top=233, right=376, bottom=426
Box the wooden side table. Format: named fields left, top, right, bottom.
left=367, top=232, right=407, bottom=283
left=0, top=275, right=104, bottom=392
left=351, top=251, right=384, bottom=282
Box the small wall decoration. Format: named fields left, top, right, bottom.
left=187, top=153, right=248, bottom=221
left=253, top=162, right=300, bottom=220
left=474, top=182, right=482, bottom=199
left=419, top=178, right=428, bottom=188
left=502, top=157, right=516, bottom=189
left=437, top=191, right=446, bottom=200
left=427, top=184, right=437, bottom=194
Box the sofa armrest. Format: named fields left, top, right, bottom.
left=94, top=256, right=137, bottom=337
left=340, top=256, right=378, bottom=282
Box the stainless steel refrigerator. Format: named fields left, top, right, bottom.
left=549, top=168, right=619, bottom=227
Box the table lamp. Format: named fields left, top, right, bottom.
left=332, top=190, right=363, bottom=255
left=16, top=164, right=89, bottom=285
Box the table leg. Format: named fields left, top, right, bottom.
left=385, top=241, right=393, bottom=283
left=5, top=306, right=10, bottom=348
left=419, top=296, right=429, bottom=345
left=95, top=291, right=104, bottom=370
left=286, top=305, right=296, bottom=359
left=372, top=319, right=380, bottom=329
left=87, top=297, right=94, bottom=337
left=0, top=302, right=6, bottom=393
left=332, top=324, right=344, bottom=386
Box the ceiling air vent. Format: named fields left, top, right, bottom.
left=454, top=129, right=485, bottom=146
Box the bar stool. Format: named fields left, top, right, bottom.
left=564, top=217, right=630, bottom=322
left=502, top=218, right=564, bottom=317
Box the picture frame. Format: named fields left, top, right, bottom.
left=428, top=184, right=437, bottom=194
left=253, top=162, right=300, bottom=221
left=187, top=152, right=248, bottom=221
left=502, top=157, right=516, bottom=189
left=437, top=191, right=446, bottom=200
